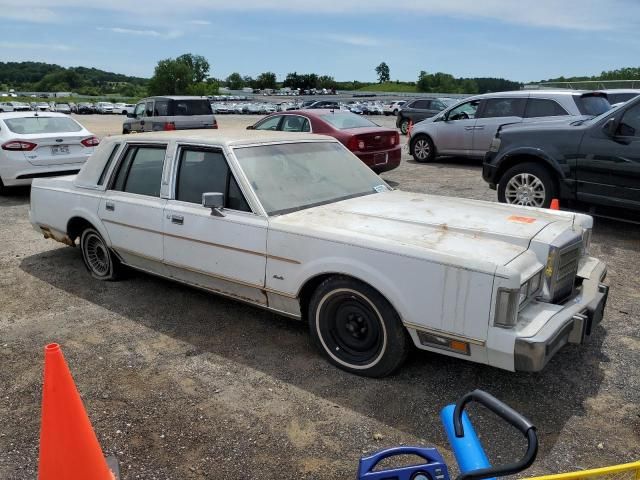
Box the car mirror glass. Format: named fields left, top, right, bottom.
left=202, top=192, right=225, bottom=217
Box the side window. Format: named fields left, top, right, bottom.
left=448, top=100, right=480, bottom=120
left=478, top=98, right=526, bottom=118
left=255, top=116, right=282, bottom=131
left=301, top=118, right=311, bottom=132
left=111, top=145, right=166, bottom=197
left=134, top=103, right=145, bottom=119
left=525, top=99, right=569, bottom=118
left=413, top=100, right=431, bottom=109
left=144, top=101, right=154, bottom=117
left=618, top=104, right=640, bottom=137
left=154, top=100, right=169, bottom=116
left=282, top=116, right=307, bottom=132
left=176, top=148, right=251, bottom=212
left=97, top=143, right=121, bottom=186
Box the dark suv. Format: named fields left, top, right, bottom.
left=123, top=96, right=217, bottom=133
left=396, top=97, right=454, bottom=134
left=483, top=96, right=640, bottom=216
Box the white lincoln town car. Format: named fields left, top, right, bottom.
left=29, top=130, right=608, bottom=377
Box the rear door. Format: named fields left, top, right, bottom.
left=576, top=102, right=640, bottom=210
left=407, top=99, right=433, bottom=122
left=472, top=97, right=526, bottom=156
left=98, top=143, right=168, bottom=272
left=523, top=98, right=570, bottom=123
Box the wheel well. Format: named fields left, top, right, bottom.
left=495, top=154, right=558, bottom=186
left=409, top=132, right=434, bottom=156
left=66, top=217, right=94, bottom=244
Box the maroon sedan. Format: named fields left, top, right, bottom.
left=247, top=109, right=401, bottom=173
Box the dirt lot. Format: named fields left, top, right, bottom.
left=0, top=114, right=638, bottom=479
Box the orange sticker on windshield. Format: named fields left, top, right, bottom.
left=507, top=215, right=536, bottom=224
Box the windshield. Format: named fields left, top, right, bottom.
left=320, top=113, right=378, bottom=129
left=233, top=141, right=388, bottom=215
left=3, top=116, right=83, bottom=134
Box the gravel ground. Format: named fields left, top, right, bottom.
left=0, top=114, right=638, bottom=479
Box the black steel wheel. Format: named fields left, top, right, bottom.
left=309, top=276, right=409, bottom=377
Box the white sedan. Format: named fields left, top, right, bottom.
left=0, top=112, right=99, bottom=193
left=28, top=130, right=608, bottom=377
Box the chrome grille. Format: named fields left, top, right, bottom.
left=551, top=239, right=582, bottom=302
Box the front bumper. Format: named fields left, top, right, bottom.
left=514, top=258, right=608, bottom=372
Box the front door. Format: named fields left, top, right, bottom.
left=576, top=102, right=640, bottom=210
left=162, top=145, right=269, bottom=305
left=435, top=99, right=481, bottom=155
left=141, top=100, right=154, bottom=132
left=130, top=103, right=145, bottom=132
left=472, top=97, right=526, bottom=157
left=98, top=143, right=168, bottom=273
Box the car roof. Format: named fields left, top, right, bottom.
left=140, top=96, right=211, bottom=101
left=104, top=129, right=333, bottom=147
left=597, top=89, right=640, bottom=94
left=0, top=111, right=69, bottom=119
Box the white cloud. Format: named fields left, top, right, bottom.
left=0, top=6, right=59, bottom=22
left=1, top=0, right=638, bottom=31
left=97, top=27, right=183, bottom=39
left=188, top=20, right=211, bottom=25
left=323, top=34, right=380, bottom=47
left=0, top=41, right=73, bottom=51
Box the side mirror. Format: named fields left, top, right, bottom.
left=126, top=112, right=135, bottom=118
left=246, top=125, right=255, bottom=130
left=202, top=192, right=225, bottom=217
left=603, top=117, right=618, bottom=136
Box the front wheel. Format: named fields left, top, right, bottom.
left=80, top=228, right=122, bottom=280
left=497, top=162, right=557, bottom=208
left=399, top=118, right=410, bottom=135
left=411, top=135, right=435, bottom=163
left=308, top=276, right=409, bottom=377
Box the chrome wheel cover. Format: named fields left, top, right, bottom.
left=414, top=138, right=431, bottom=160
left=505, top=173, right=546, bottom=207
left=84, top=232, right=110, bottom=276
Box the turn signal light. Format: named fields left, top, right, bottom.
left=80, top=136, right=100, bottom=147
left=164, top=122, right=176, bottom=131
left=2, top=140, right=37, bottom=151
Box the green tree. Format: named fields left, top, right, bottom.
left=148, top=53, right=212, bottom=95
left=176, top=53, right=210, bottom=83
left=255, top=71, right=277, bottom=90
left=375, top=62, right=390, bottom=83
left=226, top=72, right=244, bottom=90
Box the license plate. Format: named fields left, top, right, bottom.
left=51, top=145, right=70, bottom=155
left=373, top=152, right=388, bottom=165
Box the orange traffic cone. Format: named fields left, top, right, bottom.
left=38, top=343, right=116, bottom=480
left=550, top=198, right=560, bottom=210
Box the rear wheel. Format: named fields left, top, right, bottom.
left=393, top=109, right=398, bottom=116
left=308, top=276, right=409, bottom=377
left=122, top=127, right=130, bottom=134
left=498, top=162, right=557, bottom=208
left=411, top=135, right=435, bottom=163
left=80, top=228, right=122, bottom=280
left=399, top=118, right=410, bottom=135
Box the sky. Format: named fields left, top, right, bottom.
left=1, top=0, right=639, bottom=83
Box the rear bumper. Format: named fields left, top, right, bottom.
left=0, top=159, right=85, bottom=185
left=356, top=146, right=402, bottom=172
left=514, top=258, right=608, bottom=372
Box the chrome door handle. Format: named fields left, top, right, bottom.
left=475, top=125, right=485, bottom=130
left=464, top=126, right=475, bottom=130
left=105, top=202, right=115, bottom=211
left=171, top=215, right=184, bottom=225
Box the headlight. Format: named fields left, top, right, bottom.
left=582, top=228, right=592, bottom=255
left=528, top=270, right=542, bottom=296
left=494, top=287, right=519, bottom=328
left=489, top=137, right=501, bottom=152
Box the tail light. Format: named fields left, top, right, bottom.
left=80, top=136, right=100, bottom=147
left=163, top=122, right=176, bottom=131
left=347, top=136, right=365, bottom=151
left=390, top=132, right=399, bottom=146
left=2, top=140, right=37, bottom=151
left=212, top=119, right=218, bottom=129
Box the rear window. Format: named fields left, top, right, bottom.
left=3, top=117, right=82, bottom=134
left=575, top=94, right=611, bottom=116
left=169, top=100, right=213, bottom=116
left=606, top=93, right=639, bottom=105
left=320, top=113, right=377, bottom=129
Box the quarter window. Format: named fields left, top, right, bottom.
left=478, top=98, right=526, bottom=118
left=176, top=148, right=251, bottom=212
left=525, top=99, right=569, bottom=118
left=97, top=143, right=121, bottom=186
left=111, top=145, right=166, bottom=197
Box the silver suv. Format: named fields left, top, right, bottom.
left=408, top=90, right=610, bottom=162
left=123, top=96, right=217, bottom=134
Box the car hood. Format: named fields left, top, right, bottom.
left=499, top=115, right=592, bottom=134
left=270, top=190, right=579, bottom=272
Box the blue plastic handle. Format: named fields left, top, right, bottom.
left=358, top=446, right=447, bottom=480
left=440, top=404, right=494, bottom=480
